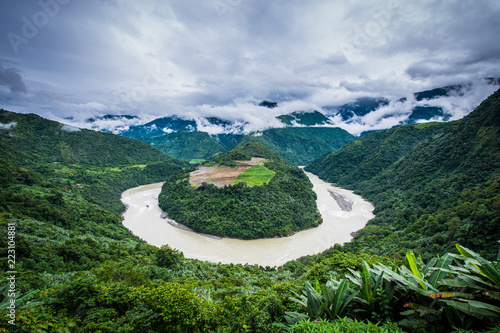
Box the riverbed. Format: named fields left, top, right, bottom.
left=121, top=171, right=374, bottom=266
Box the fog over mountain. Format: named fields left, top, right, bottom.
left=1, top=1, right=500, bottom=135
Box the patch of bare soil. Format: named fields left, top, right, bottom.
left=235, top=157, right=267, bottom=166
left=189, top=166, right=251, bottom=187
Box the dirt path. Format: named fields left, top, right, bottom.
left=235, top=157, right=267, bottom=165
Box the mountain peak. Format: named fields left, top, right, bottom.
left=463, top=88, right=500, bottom=127
left=259, top=100, right=278, bottom=108
left=276, top=110, right=333, bottom=126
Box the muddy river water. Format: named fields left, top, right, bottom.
left=121, top=171, right=374, bottom=266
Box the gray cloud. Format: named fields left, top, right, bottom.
left=0, top=62, right=27, bottom=93
left=0, top=0, right=499, bottom=133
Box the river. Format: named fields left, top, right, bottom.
left=121, top=171, right=374, bottom=266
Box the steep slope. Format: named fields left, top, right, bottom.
left=306, top=89, right=500, bottom=259
left=0, top=109, right=174, bottom=168
left=0, top=109, right=188, bottom=215
left=142, top=131, right=240, bottom=162
left=307, top=122, right=447, bottom=183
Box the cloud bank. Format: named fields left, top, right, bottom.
left=0, top=0, right=499, bottom=134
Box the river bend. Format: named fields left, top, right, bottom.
left=121, top=171, right=374, bottom=266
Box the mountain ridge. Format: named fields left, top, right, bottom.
left=306, top=89, right=500, bottom=259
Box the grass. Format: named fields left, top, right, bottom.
left=414, top=122, right=440, bottom=129
left=234, top=165, right=275, bottom=186
left=189, top=159, right=207, bottom=164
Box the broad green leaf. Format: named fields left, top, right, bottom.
left=422, top=257, right=438, bottom=276
left=428, top=253, right=453, bottom=287
left=321, top=283, right=334, bottom=305
left=331, top=279, right=349, bottom=317
left=489, top=291, right=500, bottom=301
left=406, top=251, right=424, bottom=282
left=439, top=279, right=482, bottom=290
left=361, top=261, right=373, bottom=302
left=444, top=299, right=500, bottom=320
left=456, top=244, right=500, bottom=286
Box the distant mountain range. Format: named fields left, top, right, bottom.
left=75, top=79, right=499, bottom=163
left=116, top=112, right=354, bottom=165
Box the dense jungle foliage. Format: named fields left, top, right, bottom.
left=158, top=143, right=322, bottom=239
left=1, top=102, right=499, bottom=332
left=307, top=89, right=500, bottom=260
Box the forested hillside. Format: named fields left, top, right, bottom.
left=114, top=110, right=354, bottom=165
left=0, top=110, right=172, bottom=168
left=127, top=126, right=353, bottom=165
left=307, top=89, right=500, bottom=260
left=159, top=143, right=322, bottom=239
left=238, top=127, right=354, bottom=165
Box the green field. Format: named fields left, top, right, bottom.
left=189, top=158, right=207, bottom=164
left=234, top=165, right=275, bottom=186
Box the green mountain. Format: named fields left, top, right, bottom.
left=159, top=142, right=322, bottom=239
left=126, top=125, right=354, bottom=166
left=238, top=127, right=355, bottom=165
left=143, top=131, right=240, bottom=162
left=306, top=89, right=500, bottom=259
left=0, top=109, right=174, bottom=168
left=0, top=108, right=188, bottom=216
left=113, top=110, right=353, bottom=165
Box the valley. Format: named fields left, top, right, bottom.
left=2, top=1, right=500, bottom=330
left=0, top=88, right=499, bottom=332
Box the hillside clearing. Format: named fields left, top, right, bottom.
left=234, top=165, right=275, bottom=186
left=189, top=165, right=251, bottom=187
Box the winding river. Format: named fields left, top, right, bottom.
left=121, top=171, right=374, bottom=266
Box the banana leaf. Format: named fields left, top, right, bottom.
left=361, top=261, right=373, bottom=302
left=443, top=298, right=500, bottom=320
left=456, top=244, right=500, bottom=287
left=428, top=253, right=453, bottom=288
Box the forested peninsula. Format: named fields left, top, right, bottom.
left=158, top=143, right=322, bottom=239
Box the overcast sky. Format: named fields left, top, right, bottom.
left=1, top=0, right=500, bottom=134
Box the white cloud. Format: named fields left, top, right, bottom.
left=0, top=121, right=17, bottom=130
left=60, top=124, right=81, bottom=133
